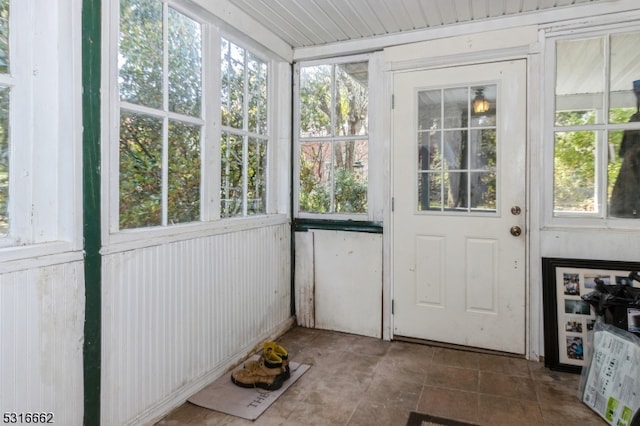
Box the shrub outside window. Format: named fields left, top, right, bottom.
left=297, top=60, right=369, bottom=216
left=117, top=1, right=272, bottom=230
left=118, top=0, right=203, bottom=229
left=553, top=31, right=640, bottom=219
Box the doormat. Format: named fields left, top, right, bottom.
left=406, top=411, right=479, bottom=426
left=188, top=355, right=310, bottom=421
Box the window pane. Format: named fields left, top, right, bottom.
left=470, top=172, right=496, bottom=211
left=248, top=53, right=267, bottom=134
left=609, top=32, right=640, bottom=124
left=470, top=85, right=496, bottom=126
left=168, top=8, right=201, bottom=117
left=334, top=62, right=368, bottom=136
left=221, top=40, right=244, bottom=129
left=443, top=87, right=466, bottom=129
left=334, top=140, right=367, bottom=213
left=168, top=121, right=200, bottom=224
left=555, top=37, right=604, bottom=126
left=221, top=132, right=243, bottom=217
left=418, top=90, right=441, bottom=131
left=554, top=131, right=596, bottom=212
left=300, top=65, right=331, bottom=137
left=119, top=111, right=162, bottom=229
left=418, top=130, right=441, bottom=171
left=0, top=0, right=9, bottom=74
left=0, top=86, right=8, bottom=235
left=609, top=127, right=640, bottom=218
left=444, top=171, right=466, bottom=209
left=418, top=171, right=441, bottom=211
left=119, top=0, right=163, bottom=109
left=469, top=129, right=496, bottom=171
left=299, top=141, right=331, bottom=213
left=247, top=138, right=266, bottom=215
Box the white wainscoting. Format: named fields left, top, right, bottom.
left=0, top=260, right=85, bottom=426
left=295, top=229, right=383, bottom=338
left=100, top=223, right=292, bottom=425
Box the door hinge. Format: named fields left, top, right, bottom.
left=391, top=197, right=394, bottom=212
left=391, top=299, right=394, bottom=315
left=391, top=94, right=395, bottom=109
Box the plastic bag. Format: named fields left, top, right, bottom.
left=579, top=319, right=640, bottom=426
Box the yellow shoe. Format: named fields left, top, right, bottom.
left=263, top=342, right=290, bottom=380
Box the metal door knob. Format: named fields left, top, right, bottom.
left=510, top=226, right=522, bottom=237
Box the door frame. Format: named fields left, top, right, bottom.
left=381, top=29, right=541, bottom=360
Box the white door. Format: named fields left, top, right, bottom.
left=392, top=60, right=527, bottom=354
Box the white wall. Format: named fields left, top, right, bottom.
left=101, top=223, right=292, bottom=425
left=0, top=261, right=85, bottom=426
left=0, top=1, right=85, bottom=425
left=295, top=230, right=383, bottom=338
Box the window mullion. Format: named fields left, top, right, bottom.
left=161, top=3, right=169, bottom=226
left=329, top=65, right=336, bottom=213
left=242, top=50, right=249, bottom=216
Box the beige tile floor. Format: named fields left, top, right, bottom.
left=155, top=327, right=605, bottom=426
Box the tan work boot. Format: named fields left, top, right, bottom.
left=231, top=350, right=287, bottom=390
left=244, top=341, right=290, bottom=380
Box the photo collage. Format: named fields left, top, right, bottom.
left=554, top=268, right=628, bottom=367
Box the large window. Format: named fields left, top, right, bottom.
left=118, top=0, right=203, bottom=229
left=296, top=59, right=369, bottom=216
left=220, top=38, right=268, bottom=218
left=116, top=0, right=271, bottom=231
left=552, top=30, right=640, bottom=219
left=0, top=0, right=74, bottom=251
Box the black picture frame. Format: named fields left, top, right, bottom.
left=542, top=257, right=640, bottom=373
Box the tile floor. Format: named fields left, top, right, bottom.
left=156, top=327, right=605, bottom=426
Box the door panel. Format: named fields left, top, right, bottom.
left=392, top=60, right=526, bottom=354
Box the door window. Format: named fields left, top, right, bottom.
left=417, top=84, right=497, bottom=213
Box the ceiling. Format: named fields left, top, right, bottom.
left=225, top=0, right=613, bottom=51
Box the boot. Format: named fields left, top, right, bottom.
left=244, top=341, right=290, bottom=380
left=231, top=350, right=287, bottom=390
left=264, top=342, right=290, bottom=380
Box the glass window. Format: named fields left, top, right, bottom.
left=417, top=85, right=497, bottom=213
left=297, top=61, right=369, bottom=215
left=118, top=0, right=202, bottom=229
left=220, top=38, right=268, bottom=218
left=553, top=30, right=640, bottom=218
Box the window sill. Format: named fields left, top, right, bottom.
left=0, top=241, right=83, bottom=274
left=542, top=217, right=640, bottom=232
left=101, top=214, right=290, bottom=255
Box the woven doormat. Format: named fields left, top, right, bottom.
left=188, top=355, right=310, bottom=421
left=406, top=411, right=479, bottom=426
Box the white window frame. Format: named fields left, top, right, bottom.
left=102, top=0, right=287, bottom=252
left=543, top=21, right=640, bottom=230
left=0, top=0, right=83, bottom=268
left=294, top=53, right=379, bottom=221
left=219, top=35, right=271, bottom=218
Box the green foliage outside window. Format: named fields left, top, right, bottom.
left=220, top=39, right=268, bottom=218
left=118, top=0, right=202, bottom=229
left=298, top=62, right=369, bottom=214
left=553, top=109, right=635, bottom=214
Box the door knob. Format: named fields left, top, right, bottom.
left=510, top=226, right=522, bottom=237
